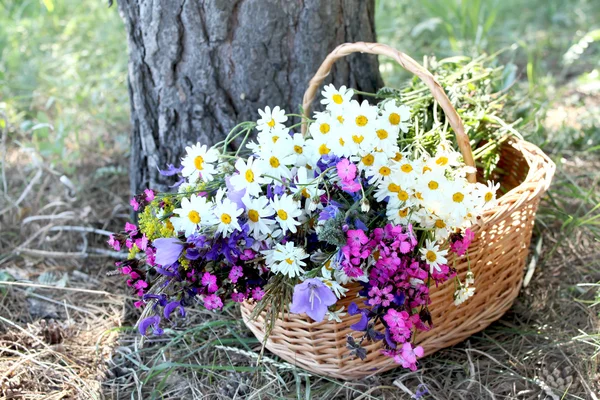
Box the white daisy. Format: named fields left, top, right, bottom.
left=229, top=157, right=266, bottom=197
left=170, top=194, right=215, bottom=237
left=420, top=239, right=449, bottom=273
left=212, top=189, right=244, bottom=237
left=242, top=195, right=276, bottom=239
left=380, top=101, right=410, bottom=133
left=265, top=242, right=308, bottom=278
left=319, top=277, right=348, bottom=299
left=326, top=307, right=347, bottom=322
left=256, top=106, right=287, bottom=132
left=270, top=193, right=302, bottom=234
left=257, top=143, right=295, bottom=183
left=347, top=99, right=378, bottom=134
left=181, top=143, right=220, bottom=183
left=320, top=84, right=353, bottom=112
left=291, top=133, right=318, bottom=169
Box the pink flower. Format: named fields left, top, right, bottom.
left=134, top=300, right=144, bottom=308
left=336, top=158, right=357, bottom=182
left=130, top=197, right=140, bottom=211
left=201, top=272, right=218, bottom=293
left=134, top=280, right=148, bottom=290
left=251, top=287, right=265, bottom=301
left=341, top=179, right=361, bottom=193
left=135, top=235, right=148, bottom=251
left=124, top=222, right=138, bottom=235
left=347, top=229, right=368, bottom=248
left=107, top=234, right=121, bottom=251
left=393, top=343, right=424, bottom=371
left=231, top=292, right=246, bottom=303
left=228, top=266, right=243, bottom=283
left=450, top=228, right=475, bottom=256
left=204, top=294, right=223, bottom=310
left=144, top=189, right=155, bottom=202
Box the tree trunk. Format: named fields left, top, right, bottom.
left=118, top=0, right=383, bottom=194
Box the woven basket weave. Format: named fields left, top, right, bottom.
left=240, top=42, right=555, bottom=380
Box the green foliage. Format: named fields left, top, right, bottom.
left=0, top=0, right=128, bottom=170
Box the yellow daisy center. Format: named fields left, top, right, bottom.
left=194, top=156, right=204, bottom=170
left=393, top=152, right=403, bottom=162
left=485, top=192, right=493, bottom=202
left=277, top=209, right=288, bottom=221
left=337, top=115, right=344, bottom=124
left=428, top=180, right=439, bottom=190
left=423, top=166, right=432, bottom=173
left=245, top=170, right=254, bottom=183
left=453, top=192, right=465, bottom=203
left=416, top=192, right=423, bottom=200
left=400, top=164, right=413, bottom=173
left=294, top=145, right=303, bottom=154
left=269, top=156, right=280, bottom=168
left=426, top=250, right=437, bottom=263
left=285, top=258, right=294, bottom=265
left=434, top=219, right=446, bottom=229
left=271, top=136, right=279, bottom=143
left=220, top=213, right=232, bottom=224
left=389, top=112, right=401, bottom=125
left=376, top=129, right=389, bottom=140
left=397, top=190, right=409, bottom=201
left=355, top=115, right=368, bottom=127
left=318, top=144, right=330, bottom=155
left=379, top=166, right=391, bottom=176
left=352, top=134, right=364, bottom=144
left=248, top=209, right=259, bottom=222
left=388, top=183, right=400, bottom=193
left=319, top=123, right=330, bottom=134
left=398, top=208, right=409, bottom=217
left=332, top=94, right=343, bottom=104
left=436, top=156, right=449, bottom=166
left=301, top=188, right=310, bottom=198
left=188, top=210, right=201, bottom=224
left=267, top=118, right=276, bottom=128
left=362, top=154, right=375, bottom=166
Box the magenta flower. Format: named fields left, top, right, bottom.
left=251, top=287, right=265, bottom=301
left=228, top=266, right=243, bottom=283
left=201, top=272, right=218, bottom=293
left=144, top=189, right=155, bottom=202
left=107, top=234, right=121, bottom=251
left=124, top=222, right=138, bottom=235
left=336, top=158, right=357, bottom=182
left=231, top=292, right=246, bottom=302
left=393, top=343, right=424, bottom=371
left=450, top=228, right=475, bottom=256
left=290, top=278, right=337, bottom=322
left=204, top=294, right=223, bottom=310
left=153, top=238, right=184, bottom=266
left=130, top=197, right=140, bottom=211
left=341, top=178, right=361, bottom=193
left=135, top=235, right=148, bottom=251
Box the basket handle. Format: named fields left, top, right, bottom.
left=301, top=42, right=476, bottom=183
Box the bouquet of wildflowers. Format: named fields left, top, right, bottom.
left=109, top=84, right=499, bottom=371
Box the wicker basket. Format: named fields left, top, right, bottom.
left=240, top=42, right=555, bottom=380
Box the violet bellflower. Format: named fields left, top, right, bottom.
left=290, top=279, right=337, bottom=322
left=153, top=237, right=184, bottom=266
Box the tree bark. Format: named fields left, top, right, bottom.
left=118, top=0, right=383, bottom=194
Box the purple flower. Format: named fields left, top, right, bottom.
left=158, top=163, right=183, bottom=176
left=319, top=203, right=340, bottom=221
left=153, top=238, right=184, bottom=266
left=290, top=279, right=337, bottom=322
left=251, top=287, right=265, bottom=301
left=138, top=315, right=163, bottom=336
left=164, top=301, right=186, bottom=319
left=225, top=176, right=247, bottom=210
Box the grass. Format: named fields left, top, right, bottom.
left=1, top=0, right=599, bottom=398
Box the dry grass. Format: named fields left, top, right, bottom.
left=1, top=91, right=599, bottom=400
